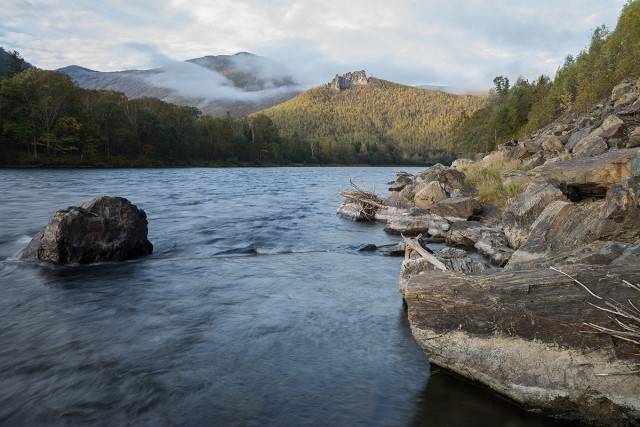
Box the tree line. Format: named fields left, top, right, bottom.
left=0, top=62, right=320, bottom=166
left=0, top=51, right=471, bottom=167
left=450, top=0, right=640, bottom=155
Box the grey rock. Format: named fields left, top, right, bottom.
left=541, top=148, right=640, bottom=198
left=427, top=215, right=451, bottom=238
left=384, top=210, right=432, bottom=235
left=414, top=181, right=447, bottom=208
left=415, top=165, right=466, bottom=193
left=400, top=264, right=640, bottom=425
left=429, top=197, right=481, bottom=222
left=507, top=179, right=640, bottom=270
left=571, top=133, right=607, bottom=158
left=565, top=127, right=591, bottom=151
left=502, top=180, right=568, bottom=249
left=22, top=196, right=153, bottom=264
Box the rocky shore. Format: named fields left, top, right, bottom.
left=339, top=80, right=640, bottom=425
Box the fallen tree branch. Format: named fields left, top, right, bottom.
left=403, top=235, right=448, bottom=271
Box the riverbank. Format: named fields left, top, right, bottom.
left=338, top=79, right=640, bottom=425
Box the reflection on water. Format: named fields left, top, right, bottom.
left=0, top=167, right=571, bottom=426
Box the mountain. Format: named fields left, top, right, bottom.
left=257, top=71, right=487, bottom=163
left=57, top=52, right=302, bottom=116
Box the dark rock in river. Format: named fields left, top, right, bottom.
left=22, top=196, right=153, bottom=264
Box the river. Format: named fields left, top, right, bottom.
left=0, top=167, right=569, bottom=426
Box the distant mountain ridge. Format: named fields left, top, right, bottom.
left=57, top=52, right=302, bottom=116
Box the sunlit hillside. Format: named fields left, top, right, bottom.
left=258, top=78, right=487, bottom=163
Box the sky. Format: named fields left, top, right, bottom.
left=0, top=0, right=629, bottom=93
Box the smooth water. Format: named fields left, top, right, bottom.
left=0, top=168, right=568, bottom=426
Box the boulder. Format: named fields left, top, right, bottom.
left=628, top=127, right=640, bottom=148
left=602, top=176, right=640, bottom=241
left=540, top=136, right=565, bottom=157
left=384, top=209, right=432, bottom=235
left=507, top=179, right=640, bottom=270
left=22, top=196, right=153, bottom=264
left=613, top=92, right=638, bottom=108
left=565, top=127, right=591, bottom=151
left=388, top=174, right=412, bottom=191
left=415, top=164, right=466, bottom=192
left=427, top=215, right=450, bottom=237
left=414, top=181, right=447, bottom=208
left=382, top=191, right=412, bottom=208
left=400, top=264, right=640, bottom=425
left=502, top=180, right=568, bottom=249
left=541, top=148, right=640, bottom=198
left=337, top=200, right=367, bottom=221
left=509, top=140, right=542, bottom=162
left=429, top=197, right=481, bottom=222
left=611, top=80, right=636, bottom=103
left=449, top=185, right=478, bottom=199
left=601, top=114, right=625, bottom=133
left=558, top=240, right=629, bottom=266
left=612, top=240, right=640, bottom=267
left=571, top=133, right=607, bottom=158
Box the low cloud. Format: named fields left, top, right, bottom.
left=129, top=44, right=303, bottom=103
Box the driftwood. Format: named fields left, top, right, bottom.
left=339, top=180, right=385, bottom=221
left=404, top=235, right=448, bottom=271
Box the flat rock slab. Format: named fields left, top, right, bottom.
left=540, top=148, right=640, bottom=197
left=400, top=265, right=640, bottom=425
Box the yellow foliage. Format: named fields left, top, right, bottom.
left=256, top=78, right=486, bottom=160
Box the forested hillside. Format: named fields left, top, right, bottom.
left=0, top=48, right=32, bottom=78
left=451, top=0, right=640, bottom=154
left=0, top=68, right=296, bottom=166
left=258, top=78, right=486, bottom=164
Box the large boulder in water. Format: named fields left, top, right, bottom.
left=22, top=196, right=153, bottom=264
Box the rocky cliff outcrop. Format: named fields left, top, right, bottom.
left=22, top=196, right=153, bottom=264
left=328, top=70, right=369, bottom=91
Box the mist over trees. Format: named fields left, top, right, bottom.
left=0, top=67, right=327, bottom=166
left=451, top=0, right=640, bottom=155
left=1, top=66, right=474, bottom=166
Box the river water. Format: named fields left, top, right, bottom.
left=0, top=167, right=568, bottom=426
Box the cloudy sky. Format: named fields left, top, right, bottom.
left=1, top=0, right=628, bottom=92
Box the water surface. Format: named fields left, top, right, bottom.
left=0, top=167, right=568, bottom=426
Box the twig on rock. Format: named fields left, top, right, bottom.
left=550, top=266, right=602, bottom=300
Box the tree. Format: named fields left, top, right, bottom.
left=7, top=50, right=25, bottom=78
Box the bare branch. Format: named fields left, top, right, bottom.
left=550, top=267, right=602, bottom=300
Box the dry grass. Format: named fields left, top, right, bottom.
left=460, top=154, right=533, bottom=207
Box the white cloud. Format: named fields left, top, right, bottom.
left=0, top=0, right=629, bottom=91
